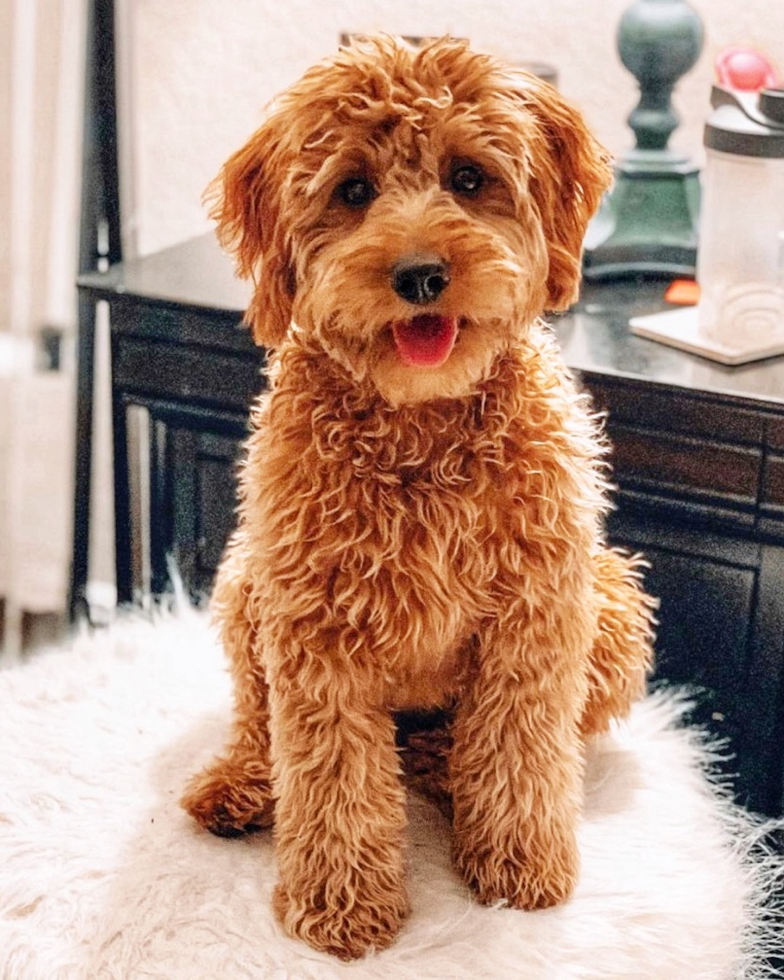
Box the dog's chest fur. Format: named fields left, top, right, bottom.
left=241, top=338, right=603, bottom=707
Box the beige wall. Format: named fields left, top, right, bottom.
left=1, top=0, right=82, bottom=338
left=0, top=0, right=83, bottom=621
left=0, top=1, right=11, bottom=326
left=121, top=0, right=784, bottom=257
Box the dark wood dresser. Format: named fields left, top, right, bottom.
left=75, top=234, right=784, bottom=817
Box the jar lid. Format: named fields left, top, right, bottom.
left=704, top=86, right=784, bottom=158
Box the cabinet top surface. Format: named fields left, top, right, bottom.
left=78, top=235, right=252, bottom=315
left=78, top=234, right=784, bottom=410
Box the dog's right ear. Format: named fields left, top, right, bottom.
left=206, top=121, right=294, bottom=348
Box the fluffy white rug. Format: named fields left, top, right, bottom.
left=1, top=606, right=782, bottom=980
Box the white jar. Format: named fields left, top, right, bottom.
left=697, top=88, right=784, bottom=350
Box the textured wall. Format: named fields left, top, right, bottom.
left=1, top=0, right=83, bottom=619
left=121, top=0, right=784, bottom=256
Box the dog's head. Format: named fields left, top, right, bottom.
left=210, top=36, right=612, bottom=405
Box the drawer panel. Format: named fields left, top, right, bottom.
left=112, top=298, right=260, bottom=358
left=113, top=335, right=264, bottom=412
left=607, top=422, right=762, bottom=511
left=760, top=453, right=784, bottom=539
left=769, top=416, right=784, bottom=452
left=586, top=376, right=766, bottom=446
left=763, top=454, right=784, bottom=510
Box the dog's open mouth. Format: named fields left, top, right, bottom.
left=392, top=315, right=459, bottom=368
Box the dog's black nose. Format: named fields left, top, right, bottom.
left=392, top=257, right=450, bottom=305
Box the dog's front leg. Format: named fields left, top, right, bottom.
left=268, top=644, right=409, bottom=960
left=450, top=609, right=589, bottom=911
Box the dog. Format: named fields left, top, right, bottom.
left=181, top=35, right=656, bottom=961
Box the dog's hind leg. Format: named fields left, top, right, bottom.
left=579, top=548, right=657, bottom=738
left=181, top=542, right=275, bottom=836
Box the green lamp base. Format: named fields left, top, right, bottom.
left=583, top=0, right=704, bottom=281
left=583, top=153, right=700, bottom=280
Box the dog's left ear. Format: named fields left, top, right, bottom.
left=514, top=76, right=613, bottom=311
left=205, top=119, right=295, bottom=348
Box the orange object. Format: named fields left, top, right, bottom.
left=664, top=280, right=700, bottom=305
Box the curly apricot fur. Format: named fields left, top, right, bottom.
left=182, top=36, right=654, bottom=960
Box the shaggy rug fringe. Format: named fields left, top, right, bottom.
left=0, top=605, right=782, bottom=980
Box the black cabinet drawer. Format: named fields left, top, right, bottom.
left=761, top=453, right=784, bottom=530
left=607, top=422, right=761, bottom=514
left=586, top=376, right=765, bottom=445
left=112, top=296, right=257, bottom=355
left=113, top=335, right=264, bottom=412
left=584, top=373, right=784, bottom=540
left=761, top=418, right=784, bottom=540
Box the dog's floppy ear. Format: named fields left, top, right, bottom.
left=206, top=119, right=294, bottom=347
left=515, top=76, right=613, bottom=311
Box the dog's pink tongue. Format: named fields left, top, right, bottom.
left=392, top=315, right=458, bottom=367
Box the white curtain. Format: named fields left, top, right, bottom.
left=1, top=0, right=86, bottom=659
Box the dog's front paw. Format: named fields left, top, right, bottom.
left=181, top=758, right=274, bottom=838
left=455, top=831, right=579, bottom=910
left=273, top=877, right=409, bottom=960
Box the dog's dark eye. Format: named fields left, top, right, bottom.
left=336, top=177, right=377, bottom=209
left=451, top=164, right=485, bottom=196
